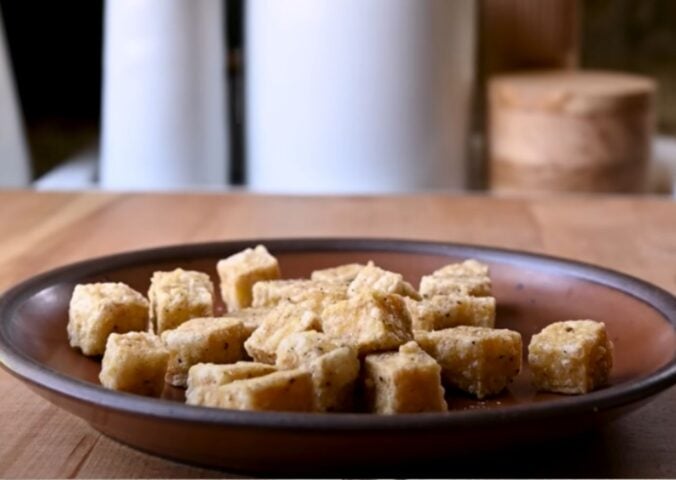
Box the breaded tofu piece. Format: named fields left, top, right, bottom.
left=222, top=306, right=270, bottom=337
left=68, top=282, right=149, bottom=356
left=405, top=295, right=496, bottom=331
left=251, top=279, right=347, bottom=310
left=364, top=341, right=447, bottom=414
left=419, top=259, right=492, bottom=298
left=321, top=292, right=413, bottom=355
left=217, top=245, right=281, bottom=311
left=148, top=269, right=214, bottom=334
left=276, top=331, right=360, bottom=412
left=415, top=326, right=522, bottom=399
left=432, top=259, right=489, bottom=277
left=347, top=263, right=421, bottom=300
left=528, top=320, right=613, bottom=394
left=99, top=332, right=169, bottom=396
left=186, top=369, right=314, bottom=412
left=244, top=302, right=321, bottom=364
left=161, top=317, right=246, bottom=387
left=186, top=361, right=276, bottom=397
left=311, top=263, right=366, bottom=284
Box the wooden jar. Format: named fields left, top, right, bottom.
left=488, top=71, right=656, bottom=193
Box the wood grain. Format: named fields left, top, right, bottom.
left=0, top=191, right=674, bottom=477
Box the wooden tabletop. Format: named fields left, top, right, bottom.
left=0, top=190, right=674, bottom=478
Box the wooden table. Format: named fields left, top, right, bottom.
left=0, top=191, right=674, bottom=478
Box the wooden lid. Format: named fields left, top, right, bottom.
left=489, top=70, right=656, bottom=114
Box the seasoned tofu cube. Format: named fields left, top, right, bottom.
left=347, top=263, right=421, bottom=300
left=528, top=320, right=614, bottom=394
left=222, top=306, right=270, bottom=337
left=244, top=302, right=321, bottom=364
left=217, top=245, right=281, bottom=311
left=364, top=341, right=447, bottom=414
left=186, top=361, right=276, bottom=398
left=321, top=292, right=413, bottom=355
left=161, top=317, right=245, bottom=387
left=276, top=331, right=360, bottom=412
left=432, top=259, right=489, bottom=278
left=311, top=263, right=366, bottom=284
left=68, top=282, right=149, bottom=356
left=415, top=326, right=522, bottom=399
left=186, top=369, right=314, bottom=412
left=99, top=332, right=169, bottom=396
left=251, top=279, right=347, bottom=310
left=148, top=269, right=214, bottom=334
left=419, top=275, right=492, bottom=298
left=405, top=295, right=496, bottom=331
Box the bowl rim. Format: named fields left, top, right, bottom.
left=0, top=237, right=674, bottom=431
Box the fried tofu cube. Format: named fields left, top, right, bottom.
left=311, top=263, right=366, bottom=284
left=99, top=332, right=169, bottom=396
left=148, top=269, right=214, bottom=334
left=217, top=245, right=281, bottom=311
left=405, top=295, right=496, bottom=331
left=186, top=361, right=276, bottom=398
left=364, top=341, right=447, bottom=413
left=432, top=259, right=489, bottom=277
left=276, top=331, right=360, bottom=412
left=251, top=279, right=347, bottom=310
left=161, top=317, right=246, bottom=387
left=347, top=263, right=421, bottom=300
left=68, top=282, right=149, bottom=356
left=419, top=275, right=492, bottom=298
left=415, top=326, right=522, bottom=399
left=244, top=302, right=321, bottom=363
left=321, top=292, right=413, bottom=355
left=528, top=320, right=614, bottom=394
left=186, top=369, right=314, bottom=412
left=222, top=307, right=270, bottom=337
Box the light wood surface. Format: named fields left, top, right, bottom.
left=0, top=191, right=674, bottom=478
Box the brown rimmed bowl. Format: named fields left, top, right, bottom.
left=0, top=238, right=675, bottom=474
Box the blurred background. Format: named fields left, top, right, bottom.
left=1, top=0, right=675, bottom=195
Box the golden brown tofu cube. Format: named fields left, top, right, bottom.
left=161, top=317, right=246, bottom=387
left=321, top=292, right=413, bottom=355
left=419, top=275, right=492, bottom=298
left=186, top=369, right=314, bottom=412
left=68, top=282, right=149, bottom=356
left=222, top=306, right=270, bottom=337
left=347, top=263, right=421, bottom=300
left=528, top=320, right=614, bottom=394
left=99, top=332, right=169, bottom=396
left=217, top=245, right=281, bottom=311
left=405, top=295, right=496, bottom=331
left=432, top=259, right=489, bottom=277
left=311, top=263, right=366, bottom=284
left=244, top=302, right=321, bottom=364
left=186, top=361, right=276, bottom=398
left=148, top=269, right=214, bottom=334
left=416, top=326, right=522, bottom=399
left=276, top=331, right=360, bottom=412
left=364, top=341, right=447, bottom=414
left=251, top=279, right=347, bottom=311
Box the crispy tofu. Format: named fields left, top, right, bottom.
left=432, top=259, right=490, bottom=277
left=99, top=332, right=169, bottom=396
left=364, top=341, right=447, bottom=413
left=186, top=369, right=314, bottom=412
left=419, top=259, right=492, bottom=298
left=321, top=292, right=413, bottom=355
left=148, top=269, right=214, bottom=334
left=311, top=263, right=366, bottom=284
left=244, top=302, right=321, bottom=363
left=347, top=263, right=421, bottom=300
left=186, top=361, right=276, bottom=397
left=276, top=331, right=359, bottom=412
left=415, top=326, right=522, bottom=399
left=222, top=306, right=270, bottom=337
left=161, top=317, right=245, bottom=387
left=528, top=320, right=613, bottom=394
left=68, top=282, right=149, bottom=356
left=251, top=279, right=347, bottom=310
left=405, top=295, right=496, bottom=331
left=217, top=245, right=281, bottom=311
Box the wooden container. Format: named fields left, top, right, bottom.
left=488, top=70, right=656, bottom=193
